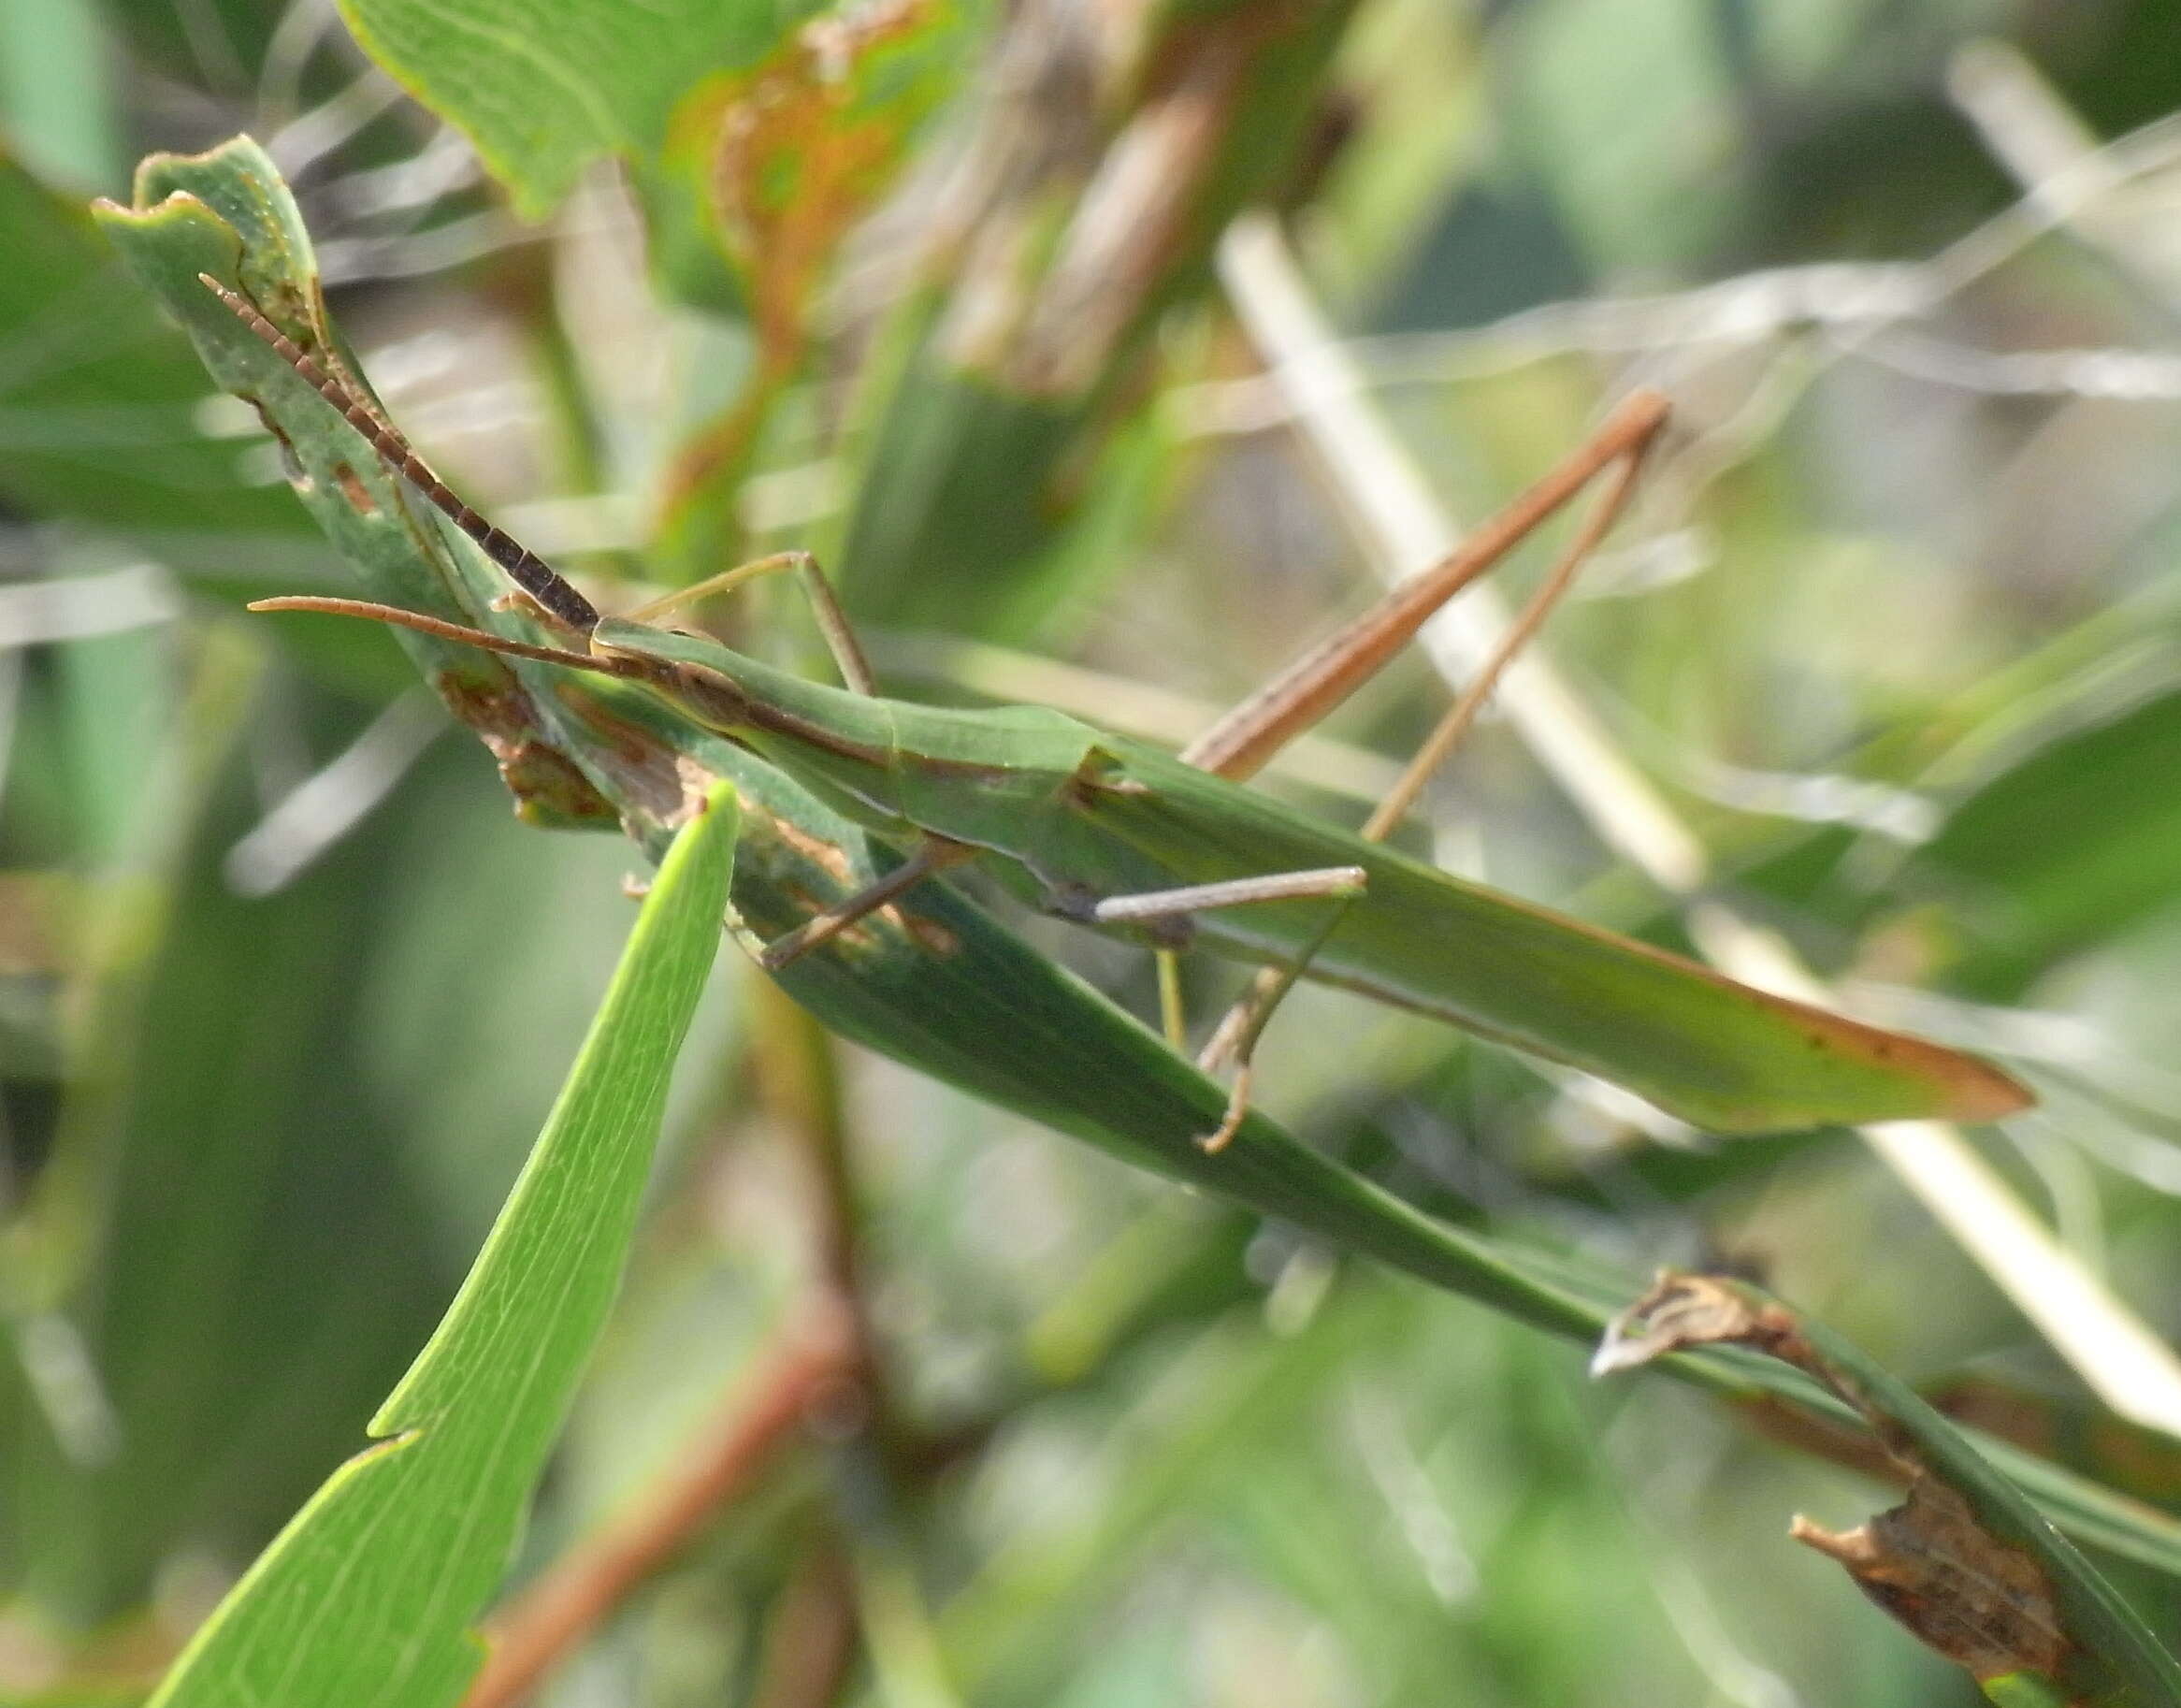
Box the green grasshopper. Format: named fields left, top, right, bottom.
left=201, top=274, right=2029, bottom=1148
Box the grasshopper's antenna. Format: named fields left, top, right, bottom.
left=200, top=274, right=602, bottom=637
left=250, top=596, right=642, bottom=675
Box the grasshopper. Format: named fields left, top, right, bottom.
left=201, top=274, right=2029, bottom=1148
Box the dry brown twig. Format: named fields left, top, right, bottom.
left=459, top=1305, right=859, bottom=1708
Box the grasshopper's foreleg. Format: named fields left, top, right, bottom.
left=758, top=835, right=978, bottom=971
left=629, top=551, right=876, bottom=696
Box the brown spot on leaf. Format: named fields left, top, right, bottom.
left=902, top=914, right=961, bottom=957
left=431, top=665, right=690, bottom=828
left=0, top=873, right=73, bottom=975
left=1061, top=746, right=1151, bottom=811
left=239, top=395, right=309, bottom=490
left=664, top=752, right=726, bottom=828
left=659, top=0, right=950, bottom=512
left=742, top=815, right=962, bottom=961
left=332, top=461, right=375, bottom=514
left=1928, top=1376, right=2181, bottom=1504
left=497, top=743, right=618, bottom=830
left=549, top=684, right=656, bottom=769
left=1736, top=1393, right=1908, bottom=1488
left=435, top=668, right=546, bottom=745
left=769, top=814, right=859, bottom=888
left=704, top=0, right=942, bottom=373
left=533, top=685, right=692, bottom=822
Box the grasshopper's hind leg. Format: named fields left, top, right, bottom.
left=1084, top=868, right=1368, bottom=928
left=1186, top=397, right=1657, bottom=1151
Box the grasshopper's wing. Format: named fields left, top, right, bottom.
left=1071, top=742, right=2027, bottom=1134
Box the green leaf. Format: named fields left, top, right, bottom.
left=831, top=0, right=1365, bottom=640
left=335, top=0, right=826, bottom=219
left=1910, top=684, right=2181, bottom=997
left=140, top=784, right=736, bottom=1708
left=1502, top=0, right=1741, bottom=272
left=831, top=370, right=1090, bottom=637
left=0, top=1, right=123, bottom=194
left=4, top=641, right=467, bottom=1623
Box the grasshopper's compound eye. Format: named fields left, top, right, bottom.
left=617, top=655, right=755, bottom=731
left=679, top=663, right=754, bottom=721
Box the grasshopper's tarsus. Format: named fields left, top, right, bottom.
left=1200, top=1060, right=1254, bottom=1155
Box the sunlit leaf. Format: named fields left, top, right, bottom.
left=141, top=786, right=736, bottom=1708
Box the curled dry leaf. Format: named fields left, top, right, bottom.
left=1792, top=1482, right=2070, bottom=1684
left=1589, top=1270, right=1804, bottom=1377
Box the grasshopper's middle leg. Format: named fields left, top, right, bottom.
left=646, top=550, right=939, bottom=971
left=628, top=550, right=876, bottom=695
left=758, top=835, right=981, bottom=971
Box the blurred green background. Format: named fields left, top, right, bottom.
left=7, top=0, right=2181, bottom=1702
